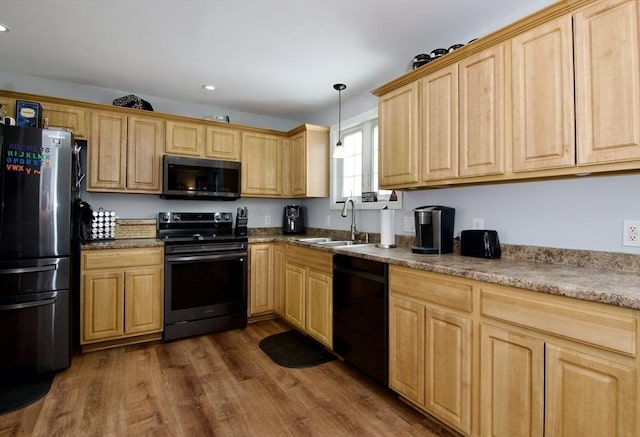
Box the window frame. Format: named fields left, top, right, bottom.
left=330, top=107, right=402, bottom=211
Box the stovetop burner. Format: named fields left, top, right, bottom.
left=157, top=211, right=247, bottom=244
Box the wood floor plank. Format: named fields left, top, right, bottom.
left=0, top=319, right=457, bottom=437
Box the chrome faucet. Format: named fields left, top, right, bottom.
left=341, top=197, right=358, bottom=241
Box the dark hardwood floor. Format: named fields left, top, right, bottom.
left=0, top=319, right=458, bottom=437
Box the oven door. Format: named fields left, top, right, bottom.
left=164, top=249, right=247, bottom=325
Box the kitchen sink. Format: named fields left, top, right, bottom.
left=316, top=240, right=370, bottom=247
left=295, top=237, right=336, bottom=243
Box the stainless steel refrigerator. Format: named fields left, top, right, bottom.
left=0, top=124, right=73, bottom=378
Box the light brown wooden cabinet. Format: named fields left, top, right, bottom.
left=284, top=246, right=332, bottom=348
left=574, top=0, right=640, bottom=165
left=206, top=125, right=241, bottom=161
left=249, top=243, right=274, bottom=316
left=165, top=119, right=205, bottom=156
left=41, top=102, right=90, bottom=139
left=80, top=247, right=163, bottom=350
left=272, top=243, right=285, bottom=317
left=284, top=125, right=330, bottom=198
left=388, top=266, right=473, bottom=436
left=241, top=131, right=283, bottom=197
left=88, top=111, right=163, bottom=193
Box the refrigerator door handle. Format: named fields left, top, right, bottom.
left=0, top=297, right=57, bottom=311
left=0, top=264, right=58, bottom=275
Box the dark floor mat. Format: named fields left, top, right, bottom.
left=0, top=374, right=53, bottom=416
left=259, top=330, right=335, bottom=368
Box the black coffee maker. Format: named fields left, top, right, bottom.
left=283, top=205, right=305, bottom=234
left=411, top=205, right=455, bottom=254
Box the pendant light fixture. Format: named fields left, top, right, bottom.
left=332, top=83, right=347, bottom=159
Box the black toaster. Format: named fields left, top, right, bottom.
left=460, top=230, right=501, bottom=259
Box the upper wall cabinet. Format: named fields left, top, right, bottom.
left=574, top=0, right=640, bottom=165
left=511, top=15, right=576, bottom=172
left=89, top=110, right=163, bottom=193
left=206, top=125, right=241, bottom=161
left=374, top=0, right=640, bottom=190
left=165, top=120, right=205, bottom=156
left=41, top=102, right=90, bottom=139
left=241, top=131, right=283, bottom=197
left=285, top=125, right=330, bottom=198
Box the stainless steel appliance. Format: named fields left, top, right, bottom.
left=162, top=155, right=241, bottom=200
left=158, top=212, right=248, bottom=341
left=283, top=205, right=305, bottom=234
left=0, top=125, right=73, bottom=378
left=411, top=205, right=455, bottom=254
left=333, top=254, right=388, bottom=386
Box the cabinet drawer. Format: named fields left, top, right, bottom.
left=286, top=246, right=332, bottom=273
left=389, top=265, right=473, bottom=313
left=82, top=247, right=164, bottom=270
left=481, top=286, right=637, bottom=356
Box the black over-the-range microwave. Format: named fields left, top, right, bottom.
left=162, top=154, right=241, bottom=200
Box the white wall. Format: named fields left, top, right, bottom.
left=3, top=71, right=640, bottom=254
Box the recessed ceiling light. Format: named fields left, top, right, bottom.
left=0, top=23, right=10, bottom=32
left=202, top=85, right=216, bottom=91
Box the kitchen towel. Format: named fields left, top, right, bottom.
left=379, top=209, right=396, bottom=248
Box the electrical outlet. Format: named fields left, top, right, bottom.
left=265, top=215, right=271, bottom=225
left=472, top=218, right=484, bottom=229
left=623, top=220, right=640, bottom=247
left=403, top=216, right=415, bottom=233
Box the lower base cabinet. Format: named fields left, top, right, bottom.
left=284, top=246, right=332, bottom=348
left=80, top=247, right=163, bottom=349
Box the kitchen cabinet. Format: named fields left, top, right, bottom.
left=388, top=266, right=473, bottom=436
left=88, top=111, right=164, bottom=193
left=574, top=0, right=640, bottom=165
left=41, top=102, right=89, bottom=139
left=272, top=243, right=285, bottom=317
left=249, top=243, right=274, bottom=316
left=378, top=82, right=420, bottom=188
left=480, top=283, right=638, bottom=437
left=80, top=247, right=163, bottom=350
left=206, top=124, right=241, bottom=161
left=0, top=96, right=16, bottom=119
left=285, top=125, right=330, bottom=197
left=511, top=15, right=576, bottom=172
left=284, top=246, right=332, bottom=348
left=165, top=119, right=205, bottom=156
left=241, top=131, right=283, bottom=197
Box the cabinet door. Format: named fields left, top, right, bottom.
left=288, top=132, right=306, bottom=197
left=206, top=125, right=241, bottom=161
left=425, top=308, right=472, bottom=435
left=545, top=344, right=637, bottom=437
left=284, top=262, right=305, bottom=330
left=480, top=324, right=545, bottom=437
left=305, top=269, right=332, bottom=348
left=124, top=267, right=163, bottom=335
left=88, top=110, right=127, bottom=190
left=389, top=294, right=425, bottom=406
left=241, top=132, right=282, bottom=196
left=0, top=96, right=15, bottom=119
left=574, top=0, right=640, bottom=165
left=127, top=115, right=163, bottom=193
left=378, top=82, right=421, bottom=187
left=420, top=64, right=459, bottom=181
left=459, top=44, right=505, bottom=178
left=41, top=102, right=89, bottom=138
left=81, top=271, right=125, bottom=343
left=511, top=16, right=575, bottom=172
left=249, top=244, right=274, bottom=316
left=272, top=244, right=285, bottom=317
left=165, top=120, right=205, bottom=156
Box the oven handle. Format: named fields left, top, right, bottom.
left=166, top=252, right=247, bottom=263
left=0, top=297, right=57, bottom=311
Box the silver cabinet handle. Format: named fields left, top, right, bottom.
left=0, top=264, right=57, bottom=275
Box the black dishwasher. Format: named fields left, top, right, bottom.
left=333, top=254, right=388, bottom=386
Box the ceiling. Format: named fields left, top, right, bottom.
left=0, top=0, right=555, bottom=123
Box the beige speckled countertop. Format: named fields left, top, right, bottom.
left=81, top=238, right=164, bottom=250
left=252, top=234, right=640, bottom=311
